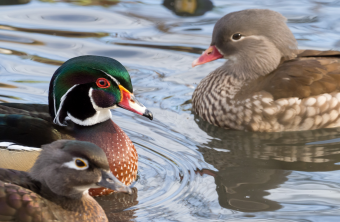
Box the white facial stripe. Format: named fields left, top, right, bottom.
left=92, top=68, right=120, bottom=86
left=53, top=80, right=57, bottom=118
left=248, top=35, right=263, bottom=40
left=62, top=157, right=89, bottom=171
left=54, top=84, right=79, bottom=126
left=106, top=74, right=120, bottom=86
left=53, top=94, right=57, bottom=120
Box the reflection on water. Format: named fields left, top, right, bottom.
left=1, top=0, right=340, bottom=221
left=0, top=0, right=30, bottom=5
left=95, top=188, right=139, bottom=222
left=39, top=0, right=120, bottom=7
left=196, top=118, right=340, bottom=212
left=163, top=0, right=213, bottom=17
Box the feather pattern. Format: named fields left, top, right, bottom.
left=192, top=9, right=340, bottom=132
left=193, top=50, right=340, bottom=132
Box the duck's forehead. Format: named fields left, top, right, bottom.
left=63, top=141, right=109, bottom=170
left=213, top=9, right=286, bottom=40
left=66, top=56, right=133, bottom=92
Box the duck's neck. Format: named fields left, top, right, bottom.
left=40, top=186, right=107, bottom=221
left=223, top=43, right=282, bottom=82
left=193, top=65, right=245, bottom=104
left=72, top=119, right=117, bottom=150
left=192, top=46, right=283, bottom=110
left=192, top=67, right=244, bottom=125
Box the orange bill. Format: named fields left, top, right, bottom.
left=118, top=85, right=153, bottom=120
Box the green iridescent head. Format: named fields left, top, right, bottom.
left=48, top=55, right=153, bottom=126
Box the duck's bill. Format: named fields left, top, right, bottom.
left=192, top=45, right=224, bottom=67
left=97, top=170, right=132, bottom=194
left=118, top=85, right=153, bottom=120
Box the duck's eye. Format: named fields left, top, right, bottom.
left=62, top=157, right=89, bottom=170
left=96, top=78, right=111, bottom=89
left=75, top=158, right=87, bottom=168
left=232, top=33, right=242, bottom=41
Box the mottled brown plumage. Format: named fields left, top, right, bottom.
left=192, top=9, right=340, bottom=132
left=252, top=50, right=340, bottom=100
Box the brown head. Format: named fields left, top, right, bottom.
left=192, top=9, right=298, bottom=80
left=29, top=140, right=132, bottom=199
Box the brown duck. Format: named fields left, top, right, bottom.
left=0, top=140, right=132, bottom=222
left=192, top=9, right=340, bottom=132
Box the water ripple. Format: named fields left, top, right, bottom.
left=1, top=0, right=340, bottom=221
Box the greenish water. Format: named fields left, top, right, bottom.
left=1, top=0, right=340, bottom=221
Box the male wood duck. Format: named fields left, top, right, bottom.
left=192, top=9, right=340, bottom=132
left=0, top=140, right=132, bottom=222
left=0, top=55, right=153, bottom=196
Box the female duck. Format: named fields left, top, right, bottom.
left=192, top=9, right=340, bottom=132
left=0, top=55, right=152, bottom=195
left=0, top=140, right=131, bottom=222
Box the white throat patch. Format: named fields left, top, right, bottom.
left=67, top=110, right=112, bottom=126
left=67, top=88, right=116, bottom=126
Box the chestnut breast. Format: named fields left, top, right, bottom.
left=72, top=120, right=138, bottom=196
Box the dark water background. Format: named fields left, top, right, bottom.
left=1, top=0, right=340, bottom=221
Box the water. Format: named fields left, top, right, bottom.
left=1, top=0, right=340, bottom=221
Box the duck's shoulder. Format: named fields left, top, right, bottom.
left=249, top=50, right=340, bottom=100
left=0, top=168, right=39, bottom=192
left=0, top=103, right=51, bottom=122
left=0, top=103, right=63, bottom=147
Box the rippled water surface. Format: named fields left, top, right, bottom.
left=1, top=0, right=340, bottom=221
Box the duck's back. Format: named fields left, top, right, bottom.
left=0, top=103, right=62, bottom=147
left=250, top=50, right=340, bottom=100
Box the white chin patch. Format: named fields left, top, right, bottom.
left=67, top=110, right=112, bottom=126
left=65, top=87, right=115, bottom=126
left=74, top=184, right=99, bottom=193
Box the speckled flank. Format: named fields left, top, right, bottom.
left=193, top=73, right=340, bottom=132
left=108, top=126, right=138, bottom=186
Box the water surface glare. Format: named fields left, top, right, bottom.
left=1, top=0, right=340, bottom=221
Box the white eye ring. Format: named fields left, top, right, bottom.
left=62, top=157, right=89, bottom=170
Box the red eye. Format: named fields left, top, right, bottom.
left=96, top=78, right=110, bottom=88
